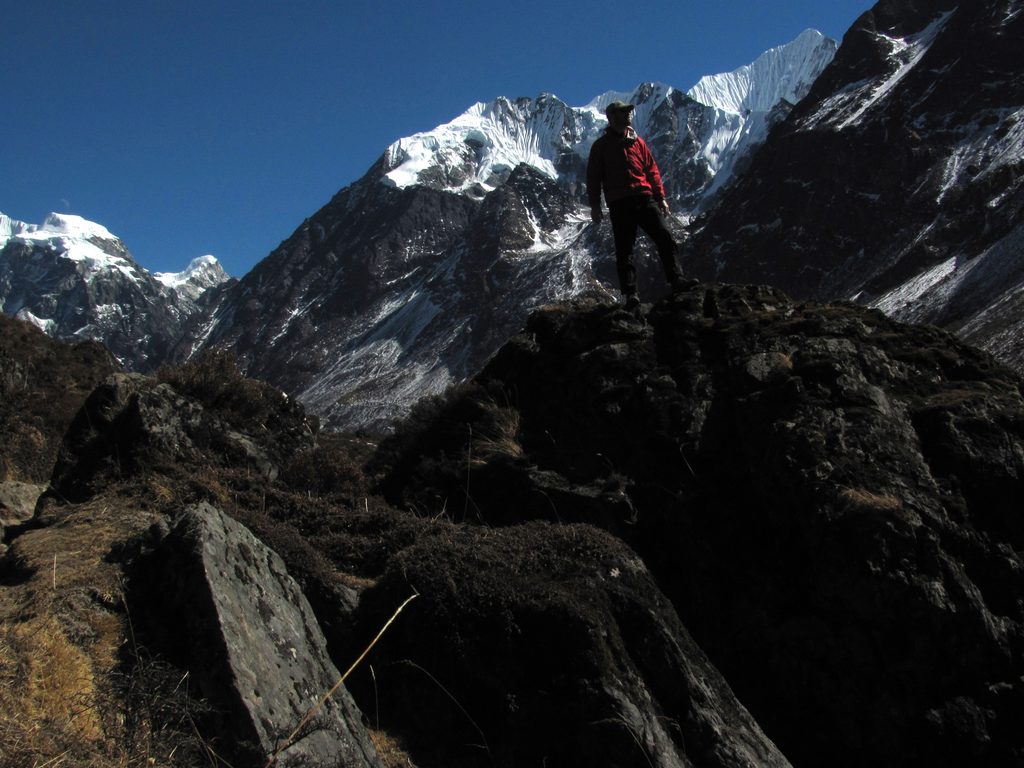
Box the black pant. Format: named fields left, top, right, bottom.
left=608, top=195, right=681, bottom=296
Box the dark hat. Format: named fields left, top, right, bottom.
left=604, top=100, right=635, bottom=115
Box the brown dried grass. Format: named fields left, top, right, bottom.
left=370, top=728, right=419, bottom=767
left=838, top=487, right=903, bottom=512
left=0, top=497, right=196, bottom=767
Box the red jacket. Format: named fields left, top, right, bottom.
left=587, top=127, right=667, bottom=209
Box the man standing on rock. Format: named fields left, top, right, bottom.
left=587, top=100, right=693, bottom=310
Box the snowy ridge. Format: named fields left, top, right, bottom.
left=0, top=211, right=142, bottom=284
left=383, top=94, right=597, bottom=193
left=37, top=212, right=118, bottom=241
left=683, top=31, right=837, bottom=196
left=1, top=212, right=118, bottom=242
left=687, top=29, right=836, bottom=114
left=154, top=255, right=230, bottom=301
left=381, top=29, right=837, bottom=200
left=1, top=212, right=117, bottom=247
left=0, top=213, right=30, bottom=244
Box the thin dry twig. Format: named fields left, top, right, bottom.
left=263, top=592, right=419, bottom=767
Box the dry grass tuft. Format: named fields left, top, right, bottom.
left=0, top=496, right=206, bottom=767
left=370, top=728, right=419, bottom=767
left=469, top=401, right=524, bottom=467
left=0, top=616, right=105, bottom=766
left=839, top=487, right=903, bottom=512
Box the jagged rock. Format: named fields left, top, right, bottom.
left=354, top=520, right=790, bottom=768
left=378, top=284, right=1024, bottom=767
left=0, top=481, right=44, bottom=546
left=49, top=362, right=315, bottom=502
left=141, top=502, right=381, bottom=767
left=48, top=373, right=204, bottom=501
left=0, top=314, right=119, bottom=483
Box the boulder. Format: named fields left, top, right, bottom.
left=143, top=503, right=381, bottom=767
left=354, top=520, right=790, bottom=768
left=0, top=481, right=43, bottom=526
left=0, top=480, right=44, bottom=555
left=377, top=286, right=1024, bottom=766
left=50, top=368, right=315, bottom=502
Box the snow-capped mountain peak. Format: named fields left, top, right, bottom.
left=155, top=255, right=230, bottom=301
left=382, top=93, right=594, bottom=194
left=377, top=29, right=837, bottom=213
left=39, top=212, right=118, bottom=241
left=1, top=212, right=118, bottom=246
left=1, top=211, right=140, bottom=285
left=1, top=212, right=227, bottom=369
left=687, top=29, right=836, bottom=114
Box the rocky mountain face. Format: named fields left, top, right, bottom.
left=688, top=0, right=1024, bottom=372
left=0, top=213, right=231, bottom=371
left=182, top=31, right=836, bottom=431
left=2, top=286, right=1022, bottom=766
left=10, top=0, right=1023, bottom=442
left=1, top=33, right=837, bottom=433
left=375, top=285, right=1024, bottom=767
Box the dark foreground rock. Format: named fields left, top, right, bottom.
left=0, top=314, right=119, bottom=484
left=353, top=520, right=790, bottom=768
left=377, top=284, right=1024, bottom=767
left=138, top=502, right=381, bottom=767
left=5, top=283, right=1024, bottom=768
left=49, top=356, right=316, bottom=502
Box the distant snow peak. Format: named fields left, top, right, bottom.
left=378, top=28, right=836, bottom=203
left=156, top=254, right=221, bottom=284
left=1, top=210, right=226, bottom=372
left=155, top=255, right=229, bottom=300
left=687, top=29, right=836, bottom=115
left=40, top=212, right=118, bottom=241
left=1, top=211, right=120, bottom=249
left=382, top=94, right=576, bottom=192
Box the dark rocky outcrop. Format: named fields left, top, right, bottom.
left=1, top=341, right=385, bottom=767
left=353, top=520, right=790, bottom=768
left=48, top=354, right=317, bottom=503
left=0, top=314, right=119, bottom=484
left=137, top=502, right=381, bottom=767
left=5, top=281, right=1024, bottom=767
left=377, top=284, right=1024, bottom=767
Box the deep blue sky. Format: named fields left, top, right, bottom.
left=2, top=0, right=873, bottom=277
